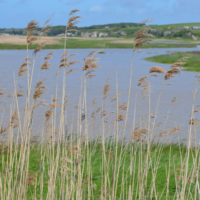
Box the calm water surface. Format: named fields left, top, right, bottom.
left=0, top=47, right=200, bottom=144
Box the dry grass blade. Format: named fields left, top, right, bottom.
left=87, top=74, right=96, bottom=79
left=149, top=66, right=166, bottom=73
left=83, top=58, right=99, bottom=71
left=81, top=113, right=86, bottom=121
left=151, top=74, right=158, bottom=77
left=27, top=21, right=38, bottom=45
left=169, top=126, right=181, bottom=135
left=18, top=68, right=28, bottom=76
left=164, top=73, right=176, bottom=80
left=34, top=42, right=46, bottom=54
left=134, top=39, right=148, bottom=48
left=137, top=76, right=147, bottom=86
left=165, top=68, right=180, bottom=80
left=45, top=109, right=52, bottom=121
left=59, top=63, right=66, bottom=68
left=66, top=69, right=73, bottom=74
left=34, top=46, right=41, bottom=54
left=69, top=9, right=80, bottom=15
left=40, top=66, right=49, bottom=70
left=134, top=27, right=152, bottom=49
left=18, top=62, right=29, bottom=76
left=135, top=29, right=152, bottom=40
left=101, top=110, right=107, bottom=118
left=84, top=58, right=98, bottom=65
left=40, top=62, right=51, bottom=70
left=67, top=16, right=81, bottom=28
left=66, top=60, right=79, bottom=67
left=132, top=127, right=148, bottom=138
left=0, top=126, right=8, bottom=134
left=111, top=96, right=117, bottom=102
left=33, top=81, right=46, bottom=99
left=164, top=62, right=182, bottom=80
left=27, top=21, right=38, bottom=35
left=140, top=19, right=152, bottom=25
left=189, top=118, right=199, bottom=127
left=17, top=93, right=23, bottom=97
left=40, top=23, right=51, bottom=36
left=27, top=172, right=37, bottom=186
left=49, top=103, right=60, bottom=109
left=44, top=55, right=52, bottom=60
left=27, top=37, right=37, bottom=44
left=119, top=103, right=127, bottom=111
left=88, top=51, right=96, bottom=57
left=171, top=97, right=176, bottom=103
left=52, top=98, right=59, bottom=102
left=59, top=52, right=78, bottom=69
left=116, top=114, right=125, bottom=122
left=10, top=112, right=18, bottom=126
left=48, top=51, right=54, bottom=56
left=103, top=81, right=110, bottom=99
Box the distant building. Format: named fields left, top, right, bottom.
left=98, top=32, right=108, bottom=37
left=192, top=35, right=198, bottom=40
left=183, top=26, right=190, bottom=30
left=163, top=31, right=172, bottom=36
left=192, top=26, right=200, bottom=30
left=81, top=31, right=108, bottom=38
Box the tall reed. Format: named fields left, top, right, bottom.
left=0, top=10, right=199, bottom=200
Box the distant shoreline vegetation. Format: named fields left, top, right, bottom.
left=1, top=21, right=200, bottom=49
left=146, top=51, right=200, bottom=72
left=1, top=22, right=200, bottom=40
left=0, top=39, right=198, bottom=50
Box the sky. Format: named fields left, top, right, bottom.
left=0, top=0, right=200, bottom=28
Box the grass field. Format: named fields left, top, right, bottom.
left=146, top=51, right=200, bottom=71
left=0, top=38, right=197, bottom=49
left=0, top=141, right=199, bottom=199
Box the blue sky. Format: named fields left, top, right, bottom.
left=0, top=0, right=200, bottom=28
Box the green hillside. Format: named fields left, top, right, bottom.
left=1, top=22, right=200, bottom=40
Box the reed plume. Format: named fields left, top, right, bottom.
left=40, top=62, right=51, bottom=70
left=33, top=81, right=46, bottom=99
left=116, top=114, right=125, bottom=122
left=27, top=20, right=38, bottom=45
left=149, top=66, right=166, bottom=73
left=66, top=9, right=81, bottom=32
left=103, top=81, right=110, bottom=99
left=82, top=51, right=100, bottom=79
left=45, top=109, right=52, bottom=121
left=18, top=61, right=29, bottom=76
left=134, top=28, right=152, bottom=49
left=69, top=9, right=80, bottom=15
left=59, top=51, right=78, bottom=69
left=119, top=103, right=127, bottom=111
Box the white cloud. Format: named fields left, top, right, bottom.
left=89, top=5, right=103, bottom=12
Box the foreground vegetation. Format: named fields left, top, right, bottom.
left=146, top=51, right=200, bottom=71
left=1, top=141, right=200, bottom=199
left=1, top=9, right=200, bottom=200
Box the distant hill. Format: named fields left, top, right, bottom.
left=1, top=22, right=200, bottom=40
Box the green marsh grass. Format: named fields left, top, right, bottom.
left=0, top=40, right=197, bottom=50
left=146, top=51, right=200, bottom=72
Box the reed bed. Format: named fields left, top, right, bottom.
left=0, top=10, right=200, bottom=200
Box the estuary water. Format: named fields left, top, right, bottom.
left=0, top=47, right=200, bottom=144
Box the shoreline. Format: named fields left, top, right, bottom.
left=0, top=35, right=198, bottom=49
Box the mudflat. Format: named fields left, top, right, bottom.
left=0, top=35, right=60, bottom=45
